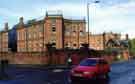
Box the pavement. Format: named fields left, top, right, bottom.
left=12, top=64, right=71, bottom=70
left=12, top=60, right=128, bottom=70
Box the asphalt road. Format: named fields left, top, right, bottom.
left=0, top=60, right=135, bottom=84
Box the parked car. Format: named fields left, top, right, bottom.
left=70, top=58, right=110, bottom=82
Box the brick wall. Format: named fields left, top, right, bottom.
left=0, top=50, right=128, bottom=65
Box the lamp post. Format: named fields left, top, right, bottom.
left=87, top=3, right=90, bottom=46
left=87, top=1, right=100, bottom=47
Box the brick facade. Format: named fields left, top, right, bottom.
left=0, top=13, right=122, bottom=53
left=64, top=19, right=86, bottom=49
left=15, top=14, right=122, bottom=52
left=16, top=14, right=88, bottom=52
left=0, top=23, right=9, bottom=52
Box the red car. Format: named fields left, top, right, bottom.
left=70, top=58, right=110, bottom=82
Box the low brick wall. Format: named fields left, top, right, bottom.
left=0, top=52, right=67, bottom=65
left=0, top=50, right=127, bottom=65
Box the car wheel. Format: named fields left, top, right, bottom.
left=71, top=79, right=78, bottom=84
left=105, top=73, right=110, bottom=79
left=70, top=77, right=77, bottom=84
left=100, top=73, right=109, bottom=79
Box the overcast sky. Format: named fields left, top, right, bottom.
left=0, top=0, right=135, bottom=39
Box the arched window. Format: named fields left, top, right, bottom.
left=80, top=30, right=85, bottom=36
left=73, top=43, right=77, bottom=49
left=65, top=43, right=70, bottom=48
left=73, top=31, right=76, bottom=36
left=50, top=39, right=56, bottom=47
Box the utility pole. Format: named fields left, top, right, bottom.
left=87, top=3, right=90, bottom=47
left=87, top=1, right=100, bottom=47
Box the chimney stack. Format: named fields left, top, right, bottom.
left=126, top=34, right=129, bottom=40
left=103, top=32, right=106, bottom=48
left=114, top=33, right=118, bottom=39
left=46, top=11, right=48, bottom=17
left=4, top=22, right=9, bottom=31
left=19, top=17, right=24, bottom=27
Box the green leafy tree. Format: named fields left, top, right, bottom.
left=129, top=38, right=135, bottom=56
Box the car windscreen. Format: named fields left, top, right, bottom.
left=79, top=59, right=97, bottom=66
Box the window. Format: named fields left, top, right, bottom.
left=39, top=28, right=43, bottom=32
left=39, top=25, right=44, bottom=32
left=39, top=43, right=42, bottom=47
left=33, top=32, right=37, bottom=39
left=52, top=43, right=56, bottom=46
left=24, top=32, right=27, bottom=40
left=73, top=44, right=76, bottom=47
left=52, top=26, right=56, bottom=32
left=65, top=28, right=70, bottom=36
left=65, top=43, right=68, bottom=47
left=73, top=31, right=76, bottom=36
left=79, top=59, right=97, bottom=66
left=20, top=32, right=23, bottom=40
left=18, top=48, right=20, bottom=52
left=17, top=32, right=20, bottom=40
left=98, top=40, right=102, bottom=44
left=51, top=19, right=56, bottom=24
left=80, top=30, right=85, bottom=36
left=29, top=48, right=32, bottom=52
left=50, top=39, right=56, bottom=47
left=65, top=43, right=70, bottom=48
left=99, top=60, right=108, bottom=64
left=29, top=41, right=32, bottom=47
left=65, top=31, right=70, bottom=36
left=21, top=32, right=24, bottom=40
left=80, top=42, right=83, bottom=47
left=28, top=33, right=31, bottom=39
left=73, top=25, right=76, bottom=29
left=39, top=32, right=43, bottom=37
left=21, top=48, right=25, bottom=52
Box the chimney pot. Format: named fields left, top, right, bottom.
left=4, top=22, right=8, bottom=31
left=126, top=34, right=129, bottom=40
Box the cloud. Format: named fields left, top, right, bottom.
left=89, top=1, right=135, bottom=39
left=35, top=1, right=135, bottom=39
left=36, top=3, right=86, bottom=19
left=0, top=0, right=135, bottom=39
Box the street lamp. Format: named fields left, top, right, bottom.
left=87, top=0, right=100, bottom=47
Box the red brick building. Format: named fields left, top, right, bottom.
left=15, top=12, right=123, bottom=52
left=16, top=13, right=87, bottom=52
left=0, top=12, right=122, bottom=53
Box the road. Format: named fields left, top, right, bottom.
left=44, top=60, right=135, bottom=84
left=0, top=60, right=135, bottom=84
